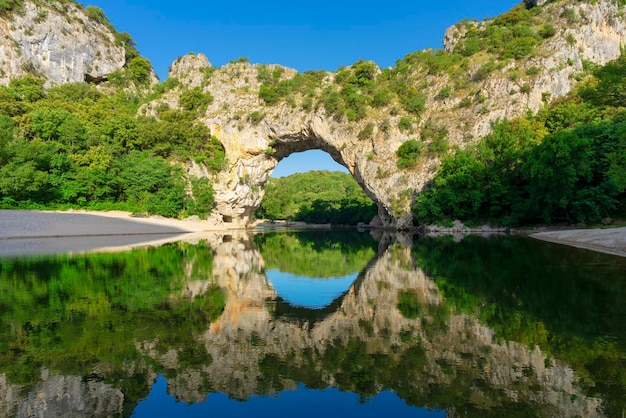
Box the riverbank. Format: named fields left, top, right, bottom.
left=531, top=226, right=626, bottom=258
left=0, top=209, right=217, bottom=257
left=2, top=209, right=625, bottom=259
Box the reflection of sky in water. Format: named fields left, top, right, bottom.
left=132, top=375, right=445, bottom=418
left=265, top=269, right=358, bottom=309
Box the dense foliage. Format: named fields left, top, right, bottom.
left=0, top=77, right=225, bottom=217
left=255, top=170, right=376, bottom=224
left=414, top=54, right=626, bottom=226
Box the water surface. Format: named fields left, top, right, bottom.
left=0, top=229, right=624, bottom=417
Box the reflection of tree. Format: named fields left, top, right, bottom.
left=253, top=230, right=377, bottom=278
left=411, top=235, right=626, bottom=417
left=0, top=233, right=619, bottom=418
left=0, top=241, right=225, bottom=414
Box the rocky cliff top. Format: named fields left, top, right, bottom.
left=0, top=1, right=126, bottom=86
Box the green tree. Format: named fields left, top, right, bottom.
left=9, top=75, right=45, bottom=102
left=521, top=130, right=592, bottom=223
left=179, top=86, right=214, bottom=113
left=127, top=57, right=152, bottom=85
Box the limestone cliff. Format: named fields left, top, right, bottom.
left=146, top=0, right=626, bottom=229
left=0, top=1, right=126, bottom=86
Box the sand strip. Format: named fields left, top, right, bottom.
left=0, top=210, right=221, bottom=257
left=531, top=227, right=626, bottom=258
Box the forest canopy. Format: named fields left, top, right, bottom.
left=0, top=77, right=224, bottom=218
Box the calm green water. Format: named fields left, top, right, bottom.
left=0, top=230, right=625, bottom=417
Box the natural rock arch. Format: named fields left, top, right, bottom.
left=199, top=117, right=421, bottom=230
left=156, top=1, right=626, bottom=230
left=169, top=56, right=432, bottom=230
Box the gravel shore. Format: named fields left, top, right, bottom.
left=0, top=210, right=213, bottom=257
left=531, top=227, right=626, bottom=258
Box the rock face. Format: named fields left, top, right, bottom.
left=0, top=371, right=124, bottom=418
left=149, top=0, right=626, bottom=229
left=0, top=2, right=126, bottom=86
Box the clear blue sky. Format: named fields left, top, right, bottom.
left=83, top=0, right=521, bottom=177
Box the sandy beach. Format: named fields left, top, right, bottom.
left=0, top=209, right=216, bottom=257
left=531, top=226, right=626, bottom=258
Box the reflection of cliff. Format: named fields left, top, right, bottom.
left=0, top=233, right=612, bottom=417
left=161, top=237, right=605, bottom=416
left=1, top=372, right=123, bottom=418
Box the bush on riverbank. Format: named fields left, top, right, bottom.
left=0, top=78, right=224, bottom=218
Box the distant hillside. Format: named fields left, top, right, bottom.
left=256, top=171, right=377, bottom=224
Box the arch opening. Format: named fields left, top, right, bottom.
left=254, top=149, right=377, bottom=226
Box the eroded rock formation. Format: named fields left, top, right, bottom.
left=152, top=0, right=626, bottom=229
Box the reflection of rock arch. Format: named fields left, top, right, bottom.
left=185, top=234, right=605, bottom=415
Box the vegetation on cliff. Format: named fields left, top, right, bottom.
left=414, top=54, right=626, bottom=226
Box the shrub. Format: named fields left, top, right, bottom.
left=396, top=139, right=424, bottom=169
left=473, top=61, right=498, bottom=82
left=127, top=57, right=152, bottom=85
left=320, top=88, right=344, bottom=118
left=398, top=116, right=413, bottom=131
left=0, top=0, right=22, bottom=14
left=357, top=123, right=374, bottom=141
left=85, top=5, right=109, bottom=25
left=526, top=66, right=541, bottom=76
left=247, top=111, right=265, bottom=125
left=179, top=87, right=213, bottom=113
left=538, top=24, right=556, bottom=38
left=435, top=86, right=452, bottom=100
left=400, top=89, right=426, bottom=116
left=259, top=83, right=280, bottom=105
left=501, top=37, right=537, bottom=59
left=371, top=88, right=392, bottom=107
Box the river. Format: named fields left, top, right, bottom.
left=0, top=229, right=624, bottom=417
